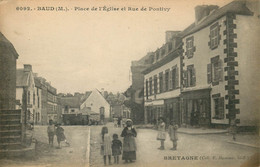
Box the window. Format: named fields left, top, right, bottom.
left=186, top=36, right=195, bottom=58
left=27, top=91, right=30, bottom=104
left=208, top=56, right=223, bottom=85
left=156, top=51, right=160, bottom=61
left=33, top=93, right=35, bottom=105
left=154, top=75, right=158, bottom=94
left=149, top=77, right=153, bottom=96
left=165, top=70, right=169, bottom=91
left=161, top=48, right=166, bottom=57
left=213, top=97, right=224, bottom=119
left=168, top=42, right=172, bottom=51
left=172, top=68, right=177, bottom=89
left=37, top=96, right=40, bottom=108
left=210, top=22, right=219, bottom=49
left=184, top=65, right=196, bottom=87
left=71, top=109, right=75, bottom=112
left=159, top=72, right=163, bottom=93
left=145, top=79, right=149, bottom=99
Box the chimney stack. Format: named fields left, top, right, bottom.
left=195, top=5, right=219, bottom=24
left=24, top=64, right=32, bottom=72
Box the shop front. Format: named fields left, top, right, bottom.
left=164, top=97, right=180, bottom=126
left=144, top=100, right=164, bottom=124
left=181, top=88, right=211, bottom=127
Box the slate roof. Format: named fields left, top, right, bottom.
left=16, top=69, right=29, bottom=87
left=0, top=32, right=19, bottom=59
left=181, top=0, right=253, bottom=38
left=80, top=91, right=92, bottom=103
left=60, top=96, right=81, bottom=108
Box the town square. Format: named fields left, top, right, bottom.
left=0, top=0, right=259, bottom=167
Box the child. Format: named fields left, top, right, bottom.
left=157, top=117, right=166, bottom=150
left=168, top=121, right=178, bottom=150
left=112, top=134, right=122, bottom=164
left=101, top=126, right=112, bottom=165
left=47, top=120, right=55, bottom=147
left=229, top=119, right=238, bottom=141
left=56, top=123, right=70, bottom=148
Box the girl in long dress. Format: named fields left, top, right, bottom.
left=168, top=120, right=178, bottom=150
left=157, top=117, right=166, bottom=150
left=100, top=126, right=112, bottom=165
left=121, top=119, right=137, bottom=163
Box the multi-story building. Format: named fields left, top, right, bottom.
left=180, top=0, right=260, bottom=128
left=34, top=74, right=42, bottom=125
left=0, top=32, right=18, bottom=110
left=124, top=52, right=153, bottom=124
left=143, top=31, right=182, bottom=125
left=16, top=64, right=37, bottom=123
left=34, top=76, right=59, bottom=125
left=46, top=82, right=58, bottom=123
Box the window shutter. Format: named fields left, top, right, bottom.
left=169, top=70, right=172, bottom=90
left=218, top=59, right=223, bottom=82
left=183, top=70, right=187, bottom=87
left=144, top=82, right=146, bottom=97
left=152, top=78, right=154, bottom=95
left=192, top=67, right=196, bottom=86
left=219, top=97, right=224, bottom=119
left=207, top=64, right=212, bottom=84
left=163, top=73, right=166, bottom=92
left=175, top=67, right=179, bottom=88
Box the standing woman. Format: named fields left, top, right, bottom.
left=121, top=119, right=137, bottom=163
left=157, top=117, right=166, bottom=150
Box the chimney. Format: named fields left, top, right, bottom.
left=195, top=5, right=219, bottom=24
left=165, top=31, right=180, bottom=43
left=24, top=64, right=32, bottom=72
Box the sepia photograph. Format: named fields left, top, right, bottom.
left=0, top=0, right=259, bottom=166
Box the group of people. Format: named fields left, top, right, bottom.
left=47, top=120, right=70, bottom=148
left=157, top=117, right=179, bottom=150
left=101, top=119, right=137, bottom=165
left=113, top=117, right=126, bottom=128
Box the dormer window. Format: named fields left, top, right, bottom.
left=168, top=42, right=172, bottom=51
left=156, top=51, right=160, bottom=61
left=161, top=48, right=166, bottom=57
left=210, top=22, right=220, bottom=49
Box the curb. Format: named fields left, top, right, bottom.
left=177, top=131, right=228, bottom=135
left=227, top=141, right=260, bottom=149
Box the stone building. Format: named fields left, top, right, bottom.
left=0, top=32, right=19, bottom=110
left=16, top=64, right=37, bottom=123
left=180, top=0, right=260, bottom=128
left=143, top=31, right=182, bottom=125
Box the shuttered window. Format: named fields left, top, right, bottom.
left=213, top=97, right=225, bottom=119
left=209, top=55, right=223, bottom=85
left=165, top=70, right=169, bottom=91
left=154, top=75, right=158, bottom=94
left=169, top=70, right=173, bottom=90
left=186, top=65, right=196, bottom=87
left=210, top=22, right=220, bottom=50
left=145, top=79, right=149, bottom=99
left=186, top=36, right=195, bottom=58
left=159, top=72, right=163, bottom=93
left=149, top=77, right=153, bottom=95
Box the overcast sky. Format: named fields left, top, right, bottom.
left=0, top=0, right=233, bottom=94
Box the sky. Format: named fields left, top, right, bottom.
left=0, top=0, right=233, bottom=94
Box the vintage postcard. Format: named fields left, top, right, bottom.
left=0, top=0, right=259, bottom=167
